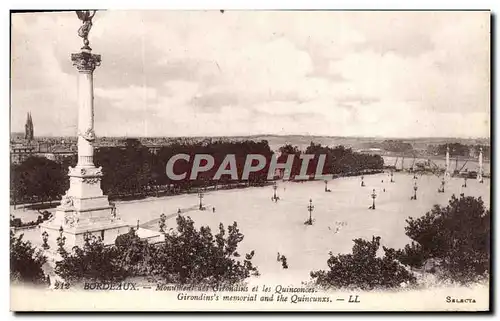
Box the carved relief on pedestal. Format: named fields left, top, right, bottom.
left=60, top=194, right=74, bottom=208
left=44, top=212, right=56, bottom=224
left=83, top=177, right=100, bottom=184
left=69, top=166, right=103, bottom=178
left=64, top=213, right=79, bottom=228
left=79, top=128, right=96, bottom=142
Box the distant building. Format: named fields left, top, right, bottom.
left=10, top=143, right=35, bottom=164
left=356, top=148, right=384, bottom=155
left=36, top=145, right=76, bottom=162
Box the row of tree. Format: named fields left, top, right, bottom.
left=428, top=143, right=490, bottom=159
left=11, top=139, right=384, bottom=204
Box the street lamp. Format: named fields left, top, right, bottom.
left=324, top=180, right=331, bottom=192
left=41, top=231, right=50, bottom=250
left=198, top=188, right=204, bottom=210
left=438, top=177, right=445, bottom=193
left=370, top=189, right=377, bottom=210
left=305, top=199, right=314, bottom=225
left=84, top=231, right=91, bottom=243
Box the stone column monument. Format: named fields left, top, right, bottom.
left=41, top=11, right=129, bottom=249
left=477, top=147, right=484, bottom=183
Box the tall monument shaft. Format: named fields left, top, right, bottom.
left=72, top=51, right=100, bottom=167
left=77, top=67, right=95, bottom=166
left=40, top=12, right=128, bottom=249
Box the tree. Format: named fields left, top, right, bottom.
left=95, top=140, right=153, bottom=197
left=12, top=156, right=67, bottom=203
left=115, top=228, right=155, bottom=276
left=434, top=143, right=470, bottom=157
left=152, top=215, right=259, bottom=285
left=55, top=217, right=258, bottom=286
left=304, top=143, right=384, bottom=176
left=392, top=242, right=427, bottom=270
left=55, top=234, right=128, bottom=283
left=310, top=236, right=416, bottom=290
left=10, top=231, right=47, bottom=284
left=381, top=140, right=413, bottom=153
left=404, top=195, right=490, bottom=284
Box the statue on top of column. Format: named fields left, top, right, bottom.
left=76, top=10, right=96, bottom=49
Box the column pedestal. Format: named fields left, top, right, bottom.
left=40, top=165, right=129, bottom=249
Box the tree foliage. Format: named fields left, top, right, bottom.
left=54, top=217, right=258, bottom=286
left=115, top=227, right=156, bottom=276
left=10, top=231, right=47, bottom=284
left=55, top=234, right=128, bottom=283
left=152, top=215, right=259, bottom=285
left=11, top=156, right=68, bottom=204
left=380, top=140, right=414, bottom=153
left=392, top=242, right=427, bottom=270
left=305, top=143, right=384, bottom=176
left=311, top=236, right=416, bottom=290
left=403, top=195, right=490, bottom=283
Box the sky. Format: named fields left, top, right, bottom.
left=11, top=10, right=490, bottom=138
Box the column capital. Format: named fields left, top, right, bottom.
left=71, top=51, right=101, bottom=73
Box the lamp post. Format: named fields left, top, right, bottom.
left=41, top=231, right=50, bottom=250
left=370, top=189, right=377, bottom=210
left=198, top=188, right=204, bottom=210
left=84, top=231, right=91, bottom=244
left=56, top=226, right=66, bottom=248
left=159, top=213, right=166, bottom=233
left=306, top=199, right=314, bottom=225
left=439, top=177, right=445, bottom=193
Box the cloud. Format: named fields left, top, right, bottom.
left=10, top=11, right=490, bottom=138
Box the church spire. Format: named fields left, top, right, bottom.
left=24, top=112, right=34, bottom=141
left=30, top=113, right=34, bottom=139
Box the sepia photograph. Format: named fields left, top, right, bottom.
left=9, top=9, right=491, bottom=312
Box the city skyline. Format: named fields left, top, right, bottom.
left=11, top=11, right=490, bottom=138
